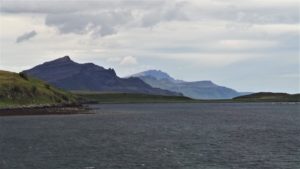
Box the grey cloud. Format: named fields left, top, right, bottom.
left=223, top=6, right=299, bottom=24
left=141, top=1, right=188, bottom=27
left=45, top=10, right=132, bottom=37
left=0, top=0, right=163, bottom=14
left=43, top=1, right=187, bottom=36
left=2, top=0, right=299, bottom=37
left=0, top=1, right=120, bottom=14
left=16, top=30, right=37, bottom=43
left=188, top=3, right=300, bottom=25
left=1, top=0, right=187, bottom=36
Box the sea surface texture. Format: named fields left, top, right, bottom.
left=0, top=103, right=299, bottom=169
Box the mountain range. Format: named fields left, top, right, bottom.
left=23, top=56, right=180, bottom=96
left=23, top=56, right=247, bottom=99
left=130, top=70, right=244, bottom=99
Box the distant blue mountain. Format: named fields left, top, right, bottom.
left=131, top=70, right=184, bottom=83
left=130, top=70, right=244, bottom=99
left=131, top=70, right=176, bottom=81
left=23, top=56, right=181, bottom=96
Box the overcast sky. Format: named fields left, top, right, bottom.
left=0, top=0, right=299, bottom=93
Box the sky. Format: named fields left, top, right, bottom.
left=0, top=0, right=299, bottom=93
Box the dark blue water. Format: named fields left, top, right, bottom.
left=0, top=103, right=299, bottom=169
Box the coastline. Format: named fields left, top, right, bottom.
left=1, top=100, right=298, bottom=116
left=0, top=104, right=91, bottom=116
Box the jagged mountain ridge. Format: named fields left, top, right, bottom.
left=23, top=56, right=181, bottom=96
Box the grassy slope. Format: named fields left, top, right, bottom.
left=75, top=92, right=193, bottom=104
left=233, top=92, right=300, bottom=102
left=0, top=70, right=77, bottom=108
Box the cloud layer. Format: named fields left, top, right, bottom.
left=0, top=0, right=299, bottom=93
left=3, top=0, right=298, bottom=37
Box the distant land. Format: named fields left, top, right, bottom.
left=23, top=56, right=180, bottom=96
left=0, top=70, right=76, bottom=108
left=233, top=92, right=300, bottom=102
left=0, top=70, right=193, bottom=113
left=76, top=92, right=193, bottom=104
left=1, top=56, right=299, bottom=111
left=130, top=70, right=245, bottom=99
left=76, top=92, right=300, bottom=104
left=0, top=69, right=299, bottom=114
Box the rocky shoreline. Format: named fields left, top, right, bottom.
left=0, top=104, right=92, bottom=116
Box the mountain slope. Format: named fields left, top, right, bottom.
left=23, top=56, right=180, bottom=96
left=130, top=70, right=242, bottom=99
left=0, top=70, right=77, bottom=107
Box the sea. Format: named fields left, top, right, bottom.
left=0, top=103, right=299, bottom=169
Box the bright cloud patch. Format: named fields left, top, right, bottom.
left=120, top=56, right=138, bottom=66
